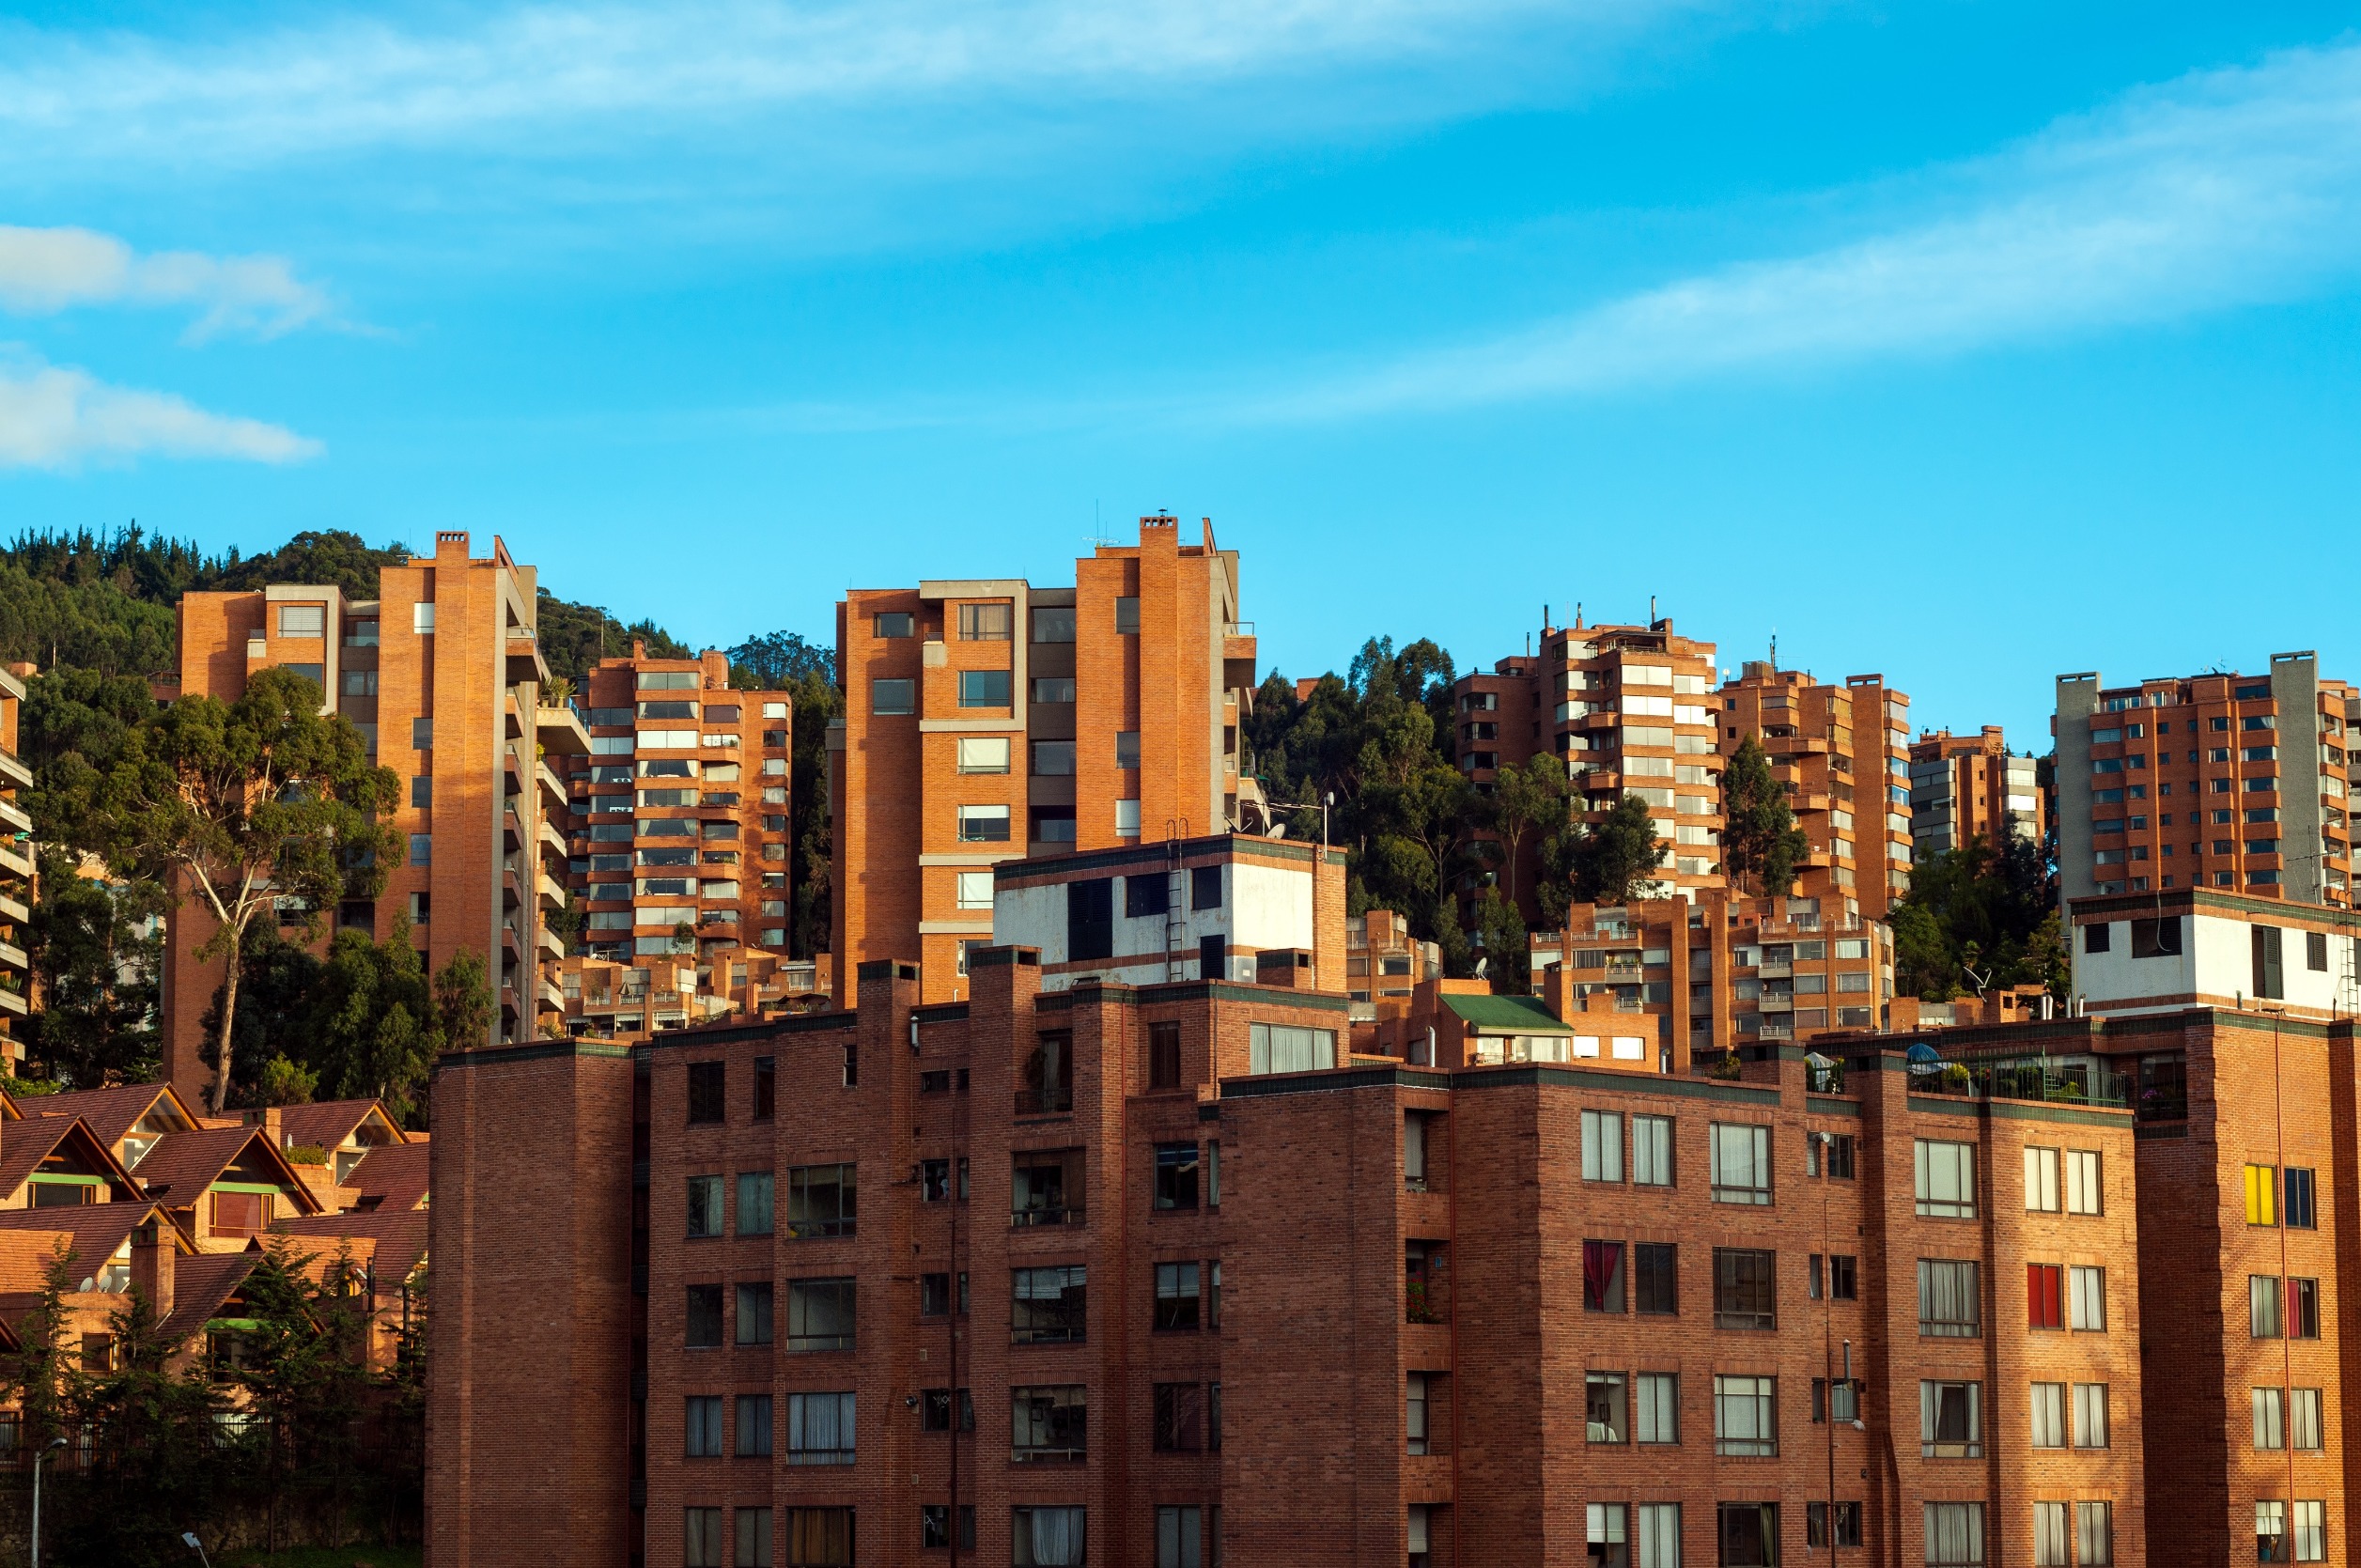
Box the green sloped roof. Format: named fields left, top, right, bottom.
left=1441, top=993, right=1574, bottom=1033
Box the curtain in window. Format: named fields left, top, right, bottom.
left=1925, top=1503, right=1982, bottom=1566
left=1583, top=1242, right=1623, bottom=1311
left=1637, top=1504, right=1681, bottom=1568
left=1017, top=1507, right=1086, bottom=1566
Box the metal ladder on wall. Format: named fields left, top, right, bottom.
left=2340, top=930, right=2360, bottom=1021
left=1164, top=819, right=1190, bottom=983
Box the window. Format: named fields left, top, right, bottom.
left=2084, top=923, right=2111, bottom=953
left=2070, top=1266, right=2105, bottom=1331
left=957, top=737, right=1011, bottom=772
left=958, top=602, right=1012, bottom=641
left=1191, top=864, right=1223, bottom=909
left=1028, top=605, right=1077, bottom=644
left=1635, top=1244, right=1677, bottom=1314
left=2295, top=1501, right=2328, bottom=1564
left=1115, top=731, right=1141, bottom=769
left=1014, top=1507, right=1086, bottom=1567
left=2286, top=1166, right=2318, bottom=1228
left=1156, top=1261, right=1202, bottom=1329
left=1709, top=1124, right=1771, bottom=1203
left=785, top=1278, right=854, bottom=1352
left=2294, top=1388, right=2323, bottom=1451
left=343, top=669, right=379, bottom=698
left=1249, top=1022, right=1336, bottom=1074
left=2255, top=1274, right=2286, bottom=1337
left=1915, top=1140, right=1976, bottom=1218
left=1582, top=1110, right=1624, bottom=1182
left=1406, top=1373, right=1433, bottom=1454
left=873, top=611, right=915, bottom=638
left=1634, top=1116, right=1674, bottom=1186
left=1590, top=1503, right=1630, bottom=1568
left=2087, top=1501, right=2124, bottom=1558
left=1918, top=1260, right=1980, bottom=1338
left=738, top=1509, right=773, bottom=1567
left=2260, top=1503, right=2289, bottom=1564
left=1925, top=1503, right=1983, bottom=1567
left=737, top=1282, right=774, bottom=1345
left=1114, top=597, right=1140, bottom=633
left=1808, top=1505, right=1862, bottom=1551
left=785, top=1508, right=855, bottom=1566
left=2073, top=1383, right=2108, bottom=1448
left=1033, top=676, right=1077, bottom=704
left=776, top=1390, right=855, bottom=1468
left=1157, top=1507, right=1203, bottom=1568
left=1713, top=1376, right=1777, bottom=1456
left=2027, top=1264, right=2062, bottom=1329
left=920, top=1273, right=953, bottom=1318
left=1146, top=1021, right=1183, bottom=1089
left=1823, top=1254, right=1857, bottom=1300
left=955, top=869, right=995, bottom=910
left=407, top=833, right=431, bottom=866
left=1714, top=1249, right=1774, bottom=1330
left=1584, top=1241, right=1626, bottom=1312
left=2258, top=1387, right=2291, bottom=1449
left=685, top=1394, right=724, bottom=1456
left=1155, top=1143, right=1200, bottom=1210
left=1920, top=1380, right=1981, bottom=1457
left=686, top=1060, right=725, bottom=1123
left=2025, top=1146, right=2059, bottom=1212
left=1583, top=1371, right=1629, bottom=1443
left=1639, top=1504, right=1682, bottom=1568
left=2291, top=1277, right=2322, bottom=1338
left=686, top=1174, right=723, bottom=1237
left=1637, top=1373, right=1679, bottom=1443
left=872, top=677, right=916, bottom=715
left=754, top=1057, right=775, bottom=1120
left=2065, top=1149, right=2102, bottom=1215
left=957, top=669, right=1011, bottom=706
left=1406, top=1240, right=1449, bottom=1324
left=786, top=1164, right=856, bottom=1237
left=1811, top=1133, right=1855, bottom=1179
left=2131, top=915, right=2182, bottom=957
left=682, top=1282, right=726, bottom=1348
left=1012, top=1265, right=1087, bottom=1343
left=1125, top=873, right=1171, bottom=918
left=2256, top=924, right=2287, bottom=999
left=2247, top=1163, right=2279, bottom=1225
left=1116, top=798, right=1141, bottom=836
left=2029, top=1382, right=2065, bottom=1448
left=685, top=1508, right=723, bottom=1568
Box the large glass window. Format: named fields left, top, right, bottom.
left=1582, top=1110, right=1624, bottom=1182
left=1714, top=1249, right=1775, bottom=1330
left=786, top=1164, right=856, bottom=1238
left=786, top=1391, right=855, bottom=1465
left=1634, top=1115, right=1674, bottom=1186
left=1925, top=1504, right=1984, bottom=1567
left=784, top=1279, right=854, bottom=1352
left=1919, top=1380, right=1981, bottom=1457
left=1915, top=1140, right=1977, bottom=1218
left=1250, top=1022, right=1336, bottom=1074
left=1712, top=1376, right=1777, bottom=1456
left=1011, top=1385, right=1087, bottom=1461
left=1012, top=1265, right=1087, bottom=1343
left=1709, top=1124, right=1771, bottom=1204
left=1918, top=1259, right=1980, bottom=1338
left=1013, top=1507, right=1086, bottom=1566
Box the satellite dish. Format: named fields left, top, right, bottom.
left=1473, top=956, right=1488, bottom=980
left=1266, top=823, right=1287, bottom=839
left=78, top=1277, right=95, bottom=1293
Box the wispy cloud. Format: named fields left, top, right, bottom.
left=0, top=350, right=322, bottom=468
left=0, top=225, right=332, bottom=340
left=0, top=0, right=1701, bottom=168
left=1240, top=42, right=2361, bottom=420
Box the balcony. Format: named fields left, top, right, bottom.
left=1011, top=1203, right=1086, bottom=1229
left=0, top=940, right=27, bottom=971
left=0, top=798, right=30, bottom=834
left=538, top=871, right=567, bottom=910
left=536, top=704, right=592, bottom=756
left=505, top=629, right=549, bottom=686
left=1757, top=960, right=1793, bottom=979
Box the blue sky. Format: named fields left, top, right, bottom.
left=3, top=2, right=2359, bottom=744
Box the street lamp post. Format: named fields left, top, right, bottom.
left=31, top=1433, right=68, bottom=1568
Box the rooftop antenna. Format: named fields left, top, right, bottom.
left=1575, top=602, right=1583, bottom=629
left=1650, top=595, right=1657, bottom=625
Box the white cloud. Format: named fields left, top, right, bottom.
left=0, top=225, right=331, bottom=339
left=0, top=351, right=322, bottom=468
left=0, top=0, right=1697, bottom=165
left=1243, top=42, right=2361, bottom=420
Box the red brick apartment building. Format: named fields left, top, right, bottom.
left=1524, top=893, right=1896, bottom=1067
left=164, top=532, right=576, bottom=1103
left=1907, top=729, right=2045, bottom=864
left=431, top=834, right=2153, bottom=1568
left=2055, top=655, right=2354, bottom=909
left=562, top=646, right=795, bottom=968
left=1716, top=664, right=1914, bottom=920
left=1453, top=618, right=1724, bottom=918
left=831, top=517, right=1261, bottom=1002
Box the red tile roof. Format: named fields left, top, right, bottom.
left=131, top=1126, right=324, bottom=1216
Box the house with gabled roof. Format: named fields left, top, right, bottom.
left=241, top=1098, right=413, bottom=1207
left=0, top=1203, right=204, bottom=1373
left=127, top=1126, right=324, bottom=1253
left=0, top=1115, right=143, bottom=1212
left=340, top=1139, right=429, bottom=1215
left=28, top=1081, right=207, bottom=1172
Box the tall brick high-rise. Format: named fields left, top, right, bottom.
left=1453, top=616, right=1724, bottom=919
left=831, top=516, right=1260, bottom=1003
left=0, top=666, right=32, bottom=1065
left=563, top=645, right=795, bottom=968
left=1909, top=726, right=2045, bottom=862
left=1716, top=662, right=1914, bottom=919
left=164, top=532, right=570, bottom=1106
left=2055, top=655, right=2354, bottom=908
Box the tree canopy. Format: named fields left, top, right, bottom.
left=1718, top=735, right=1809, bottom=896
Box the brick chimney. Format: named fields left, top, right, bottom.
left=131, top=1218, right=174, bottom=1319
